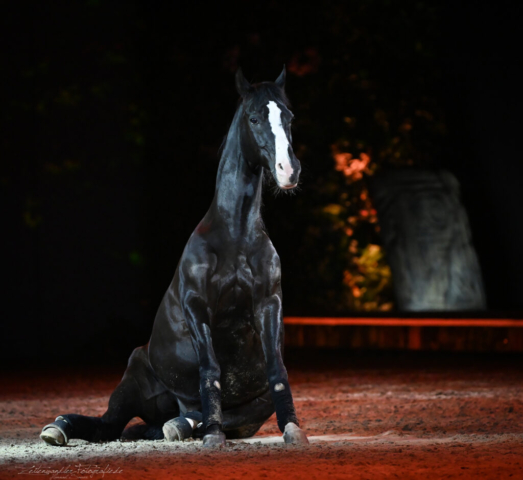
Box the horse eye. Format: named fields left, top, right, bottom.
left=250, top=117, right=258, bottom=125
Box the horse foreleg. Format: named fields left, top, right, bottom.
left=183, top=292, right=226, bottom=448
left=254, top=295, right=309, bottom=445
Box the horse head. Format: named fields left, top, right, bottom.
left=236, top=67, right=301, bottom=190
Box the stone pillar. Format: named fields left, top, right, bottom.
left=370, top=169, right=486, bottom=311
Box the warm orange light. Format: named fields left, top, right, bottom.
left=333, top=151, right=371, bottom=182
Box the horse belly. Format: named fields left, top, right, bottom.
left=213, top=320, right=269, bottom=408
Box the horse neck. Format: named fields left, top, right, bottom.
left=209, top=104, right=263, bottom=237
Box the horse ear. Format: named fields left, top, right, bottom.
left=275, top=65, right=286, bottom=89
left=235, top=68, right=252, bottom=97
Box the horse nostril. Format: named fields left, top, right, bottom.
left=278, top=163, right=283, bottom=171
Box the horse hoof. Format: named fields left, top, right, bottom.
left=202, top=432, right=226, bottom=448
left=163, top=417, right=192, bottom=442
left=283, top=422, right=309, bottom=445
left=40, top=427, right=66, bottom=446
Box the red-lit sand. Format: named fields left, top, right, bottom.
left=1, top=351, right=522, bottom=479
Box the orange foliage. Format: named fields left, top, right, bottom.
left=333, top=151, right=372, bottom=182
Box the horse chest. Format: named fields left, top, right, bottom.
left=209, top=255, right=255, bottom=315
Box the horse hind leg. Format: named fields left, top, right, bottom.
left=40, top=377, right=140, bottom=446
left=162, top=389, right=277, bottom=444
left=162, top=411, right=201, bottom=442
left=40, top=370, right=146, bottom=446
left=161, top=391, right=274, bottom=446
left=40, top=418, right=69, bottom=446
left=122, top=389, right=182, bottom=441
left=40, top=346, right=174, bottom=446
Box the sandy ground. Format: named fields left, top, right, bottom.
left=1, top=351, right=522, bottom=479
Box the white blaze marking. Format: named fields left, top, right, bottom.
left=267, top=101, right=294, bottom=186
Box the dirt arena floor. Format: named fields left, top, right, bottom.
left=1, top=350, right=522, bottom=479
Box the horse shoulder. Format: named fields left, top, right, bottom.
left=250, top=234, right=282, bottom=303
left=179, top=233, right=217, bottom=284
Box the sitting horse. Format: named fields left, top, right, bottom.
left=40, top=67, right=309, bottom=448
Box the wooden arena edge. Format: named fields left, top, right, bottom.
left=283, top=317, right=523, bottom=328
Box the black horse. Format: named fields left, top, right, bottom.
left=40, top=68, right=308, bottom=448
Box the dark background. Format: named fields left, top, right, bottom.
left=2, top=0, right=523, bottom=362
